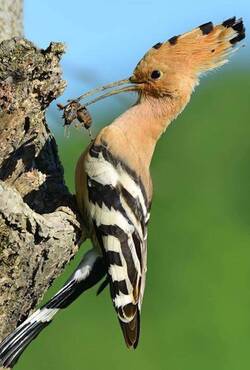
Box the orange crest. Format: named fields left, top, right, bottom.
left=132, top=17, right=245, bottom=97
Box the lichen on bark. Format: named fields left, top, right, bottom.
left=0, top=37, right=84, bottom=345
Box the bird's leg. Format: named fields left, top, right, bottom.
left=0, top=249, right=106, bottom=369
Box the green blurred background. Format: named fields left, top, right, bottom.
left=16, top=1, right=250, bottom=370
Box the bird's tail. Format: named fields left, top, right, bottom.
left=0, top=250, right=106, bottom=368
left=0, top=309, right=54, bottom=368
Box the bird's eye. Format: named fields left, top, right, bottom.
left=150, top=70, right=162, bottom=80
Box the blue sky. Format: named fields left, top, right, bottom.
left=24, top=0, right=249, bottom=123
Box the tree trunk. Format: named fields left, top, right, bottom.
left=0, top=0, right=23, bottom=42
left=0, top=2, right=85, bottom=366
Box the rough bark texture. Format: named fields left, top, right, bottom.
left=0, top=0, right=23, bottom=42
left=0, top=38, right=84, bottom=349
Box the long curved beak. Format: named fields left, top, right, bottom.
left=67, top=76, right=140, bottom=108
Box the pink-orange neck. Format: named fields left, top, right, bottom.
left=112, top=93, right=191, bottom=167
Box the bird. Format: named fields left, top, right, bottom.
left=0, top=16, right=245, bottom=368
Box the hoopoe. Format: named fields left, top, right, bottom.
left=0, top=17, right=245, bottom=368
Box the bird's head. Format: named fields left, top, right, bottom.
left=129, top=40, right=197, bottom=100
left=75, top=17, right=245, bottom=108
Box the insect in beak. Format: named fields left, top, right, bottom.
left=58, top=76, right=141, bottom=129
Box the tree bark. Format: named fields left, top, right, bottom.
left=0, top=4, right=86, bottom=369
left=0, top=0, right=23, bottom=42
left=0, top=36, right=85, bottom=352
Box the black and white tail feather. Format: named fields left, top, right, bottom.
left=0, top=249, right=106, bottom=368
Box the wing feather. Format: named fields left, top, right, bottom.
left=85, top=142, right=150, bottom=348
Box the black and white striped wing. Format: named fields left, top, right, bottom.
left=85, top=143, right=150, bottom=348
